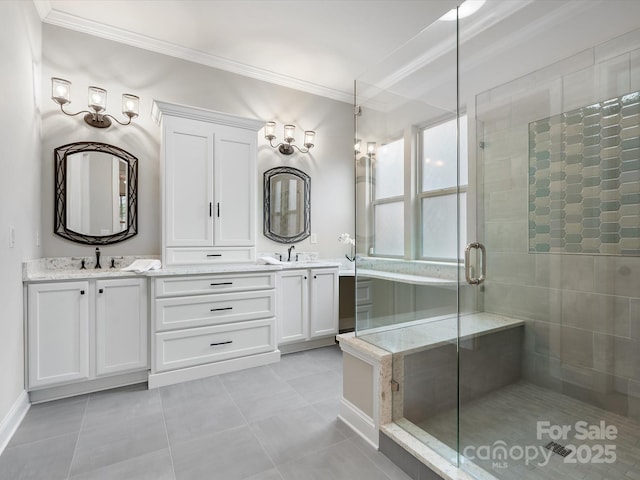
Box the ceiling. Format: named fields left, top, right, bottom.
left=34, top=0, right=462, bottom=103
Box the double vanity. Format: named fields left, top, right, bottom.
left=25, top=99, right=346, bottom=402
left=24, top=259, right=341, bottom=402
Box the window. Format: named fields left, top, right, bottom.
left=372, top=138, right=404, bottom=256
left=420, top=115, right=468, bottom=261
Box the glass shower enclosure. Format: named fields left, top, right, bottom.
left=354, top=2, right=640, bottom=479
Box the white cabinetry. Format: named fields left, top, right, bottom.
left=153, top=101, right=264, bottom=266
left=277, top=267, right=339, bottom=351
left=27, top=278, right=148, bottom=392
left=149, top=271, right=280, bottom=388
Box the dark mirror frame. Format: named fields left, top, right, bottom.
left=54, top=141, right=138, bottom=245
left=263, top=166, right=310, bottom=244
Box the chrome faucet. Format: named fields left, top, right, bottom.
left=95, top=247, right=101, bottom=269
left=287, top=245, right=295, bottom=262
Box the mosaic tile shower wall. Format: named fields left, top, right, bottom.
left=528, top=91, right=640, bottom=255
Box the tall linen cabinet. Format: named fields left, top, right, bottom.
left=152, top=101, right=264, bottom=266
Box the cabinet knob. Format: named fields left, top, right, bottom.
left=314, top=275, right=317, bottom=279
left=99, top=289, right=104, bottom=294
left=304, top=276, right=307, bottom=280
left=80, top=290, right=85, bottom=295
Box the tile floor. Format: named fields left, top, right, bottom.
left=416, top=381, right=640, bottom=480
left=0, top=345, right=413, bottom=480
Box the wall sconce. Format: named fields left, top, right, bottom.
left=51, top=77, right=139, bottom=128
left=265, top=121, right=315, bottom=155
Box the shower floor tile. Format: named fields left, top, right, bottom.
left=412, top=381, right=640, bottom=480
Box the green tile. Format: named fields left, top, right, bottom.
left=550, top=200, right=566, bottom=210
left=536, top=188, right=551, bottom=197
left=621, top=149, right=639, bottom=162
left=582, top=177, right=601, bottom=187
left=583, top=145, right=601, bottom=157
left=601, top=102, right=621, bottom=116
left=550, top=238, right=566, bottom=248
left=600, top=222, right=620, bottom=233
left=566, top=214, right=582, bottom=223
left=536, top=225, right=551, bottom=234
left=622, top=138, right=640, bottom=150
left=601, top=201, right=621, bottom=211
left=601, top=125, right=622, bottom=137
left=566, top=184, right=582, bottom=195
left=602, top=157, right=622, bottom=170
left=566, top=134, right=584, bottom=145
left=535, top=244, right=551, bottom=252
left=621, top=193, right=640, bottom=205
left=583, top=114, right=601, bottom=126
left=537, top=159, right=551, bottom=169
left=566, top=194, right=582, bottom=204
left=602, top=169, right=621, bottom=180
left=600, top=233, right=621, bottom=243
left=621, top=92, right=640, bottom=105
left=583, top=207, right=601, bottom=218
left=582, top=228, right=600, bottom=238
left=583, top=124, right=601, bottom=136
left=534, top=122, right=551, bottom=134
left=601, top=179, right=621, bottom=191
left=550, top=171, right=566, bottom=181
left=622, top=159, right=640, bottom=171
left=564, top=112, right=583, bottom=125
left=536, top=150, right=550, bottom=161
left=621, top=103, right=640, bottom=117
left=601, top=136, right=621, bottom=148
left=537, top=178, right=550, bottom=188
left=566, top=234, right=583, bottom=243
left=536, top=206, right=551, bottom=215
left=621, top=227, right=640, bottom=237
left=550, top=229, right=565, bottom=239
left=582, top=197, right=601, bottom=208
left=582, top=104, right=600, bottom=115
left=566, top=174, right=582, bottom=184
left=582, top=218, right=600, bottom=228
left=565, top=154, right=583, bottom=164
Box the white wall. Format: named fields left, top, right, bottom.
left=41, top=25, right=354, bottom=261
left=0, top=1, right=42, bottom=425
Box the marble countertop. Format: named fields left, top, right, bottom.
left=356, top=268, right=456, bottom=286
left=23, top=257, right=343, bottom=282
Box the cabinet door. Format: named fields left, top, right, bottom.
left=165, top=116, right=215, bottom=247
left=28, top=282, right=90, bottom=388
left=277, top=270, right=309, bottom=344
left=309, top=269, right=339, bottom=338
left=96, top=278, right=148, bottom=376
left=214, top=125, right=256, bottom=246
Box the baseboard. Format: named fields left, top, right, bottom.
left=338, top=397, right=378, bottom=448
left=0, top=390, right=30, bottom=456
left=278, top=336, right=337, bottom=354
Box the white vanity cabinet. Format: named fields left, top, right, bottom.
left=276, top=267, right=339, bottom=351
left=153, top=101, right=264, bottom=266
left=149, top=271, right=280, bottom=388
left=27, top=277, right=148, bottom=392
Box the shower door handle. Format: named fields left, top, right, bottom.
left=465, top=242, right=486, bottom=285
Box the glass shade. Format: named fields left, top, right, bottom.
left=367, top=141, right=377, bottom=155
left=122, top=94, right=139, bottom=118
left=303, top=130, right=315, bottom=148
left=51, top=77, right=71, bottom=105
left=265, top=121, right=277, bottom=139
left=88, top=86, right=107, bottom=113
left=354, top=139, right=361, bottom=153
left=284, top=124, right=296, bottom=143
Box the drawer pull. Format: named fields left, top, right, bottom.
left=210, top=340, right=233, bottom=347
left=210, top=282, right=233, bottom=286
left=206, top=254, right=223, bottom=257
left=210, top=307, right=233, bottom=312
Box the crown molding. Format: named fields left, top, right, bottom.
left=151, top=100, right=265, bottom=131
left=32, top=0, right=51, bottom=21
left=41, top=9, right=353, bottom=104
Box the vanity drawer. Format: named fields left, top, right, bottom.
left=165, top=247, right=255, bottom=265
left=155, top=272, right=275, bottom=297
left=155, top=318, right=275, bottom=372
left=155, top=290, right=275, bottom=331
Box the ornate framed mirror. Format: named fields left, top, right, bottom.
left=263, top=166, right=310, bottom=243
left=54, top=141, right=138, bottom=245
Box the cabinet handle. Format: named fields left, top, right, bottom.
left=217, top=202, right=220, bottom=218
left=210, top=307, right=233, bottom=312
left=98, top=288, right=104, bottom=294
left=210, top=340, right=232, bottom=347
left=80, top=290, right=85, bottom=295
left=314, top=275, right=317, bottom=279
left=209, top=202, right=212, bottom=217
left=210, top=282, right=233, bottom=286
left=304, top=276, right=307, bottom=280
left=206, top=254, right=222, bottom=257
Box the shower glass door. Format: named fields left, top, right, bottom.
left=354, top=5, right=463, bottom=466
left=459, top=2, right=640, bottom=479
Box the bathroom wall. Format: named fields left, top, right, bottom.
left=478, top=28, right=640, bottom=419
left=0, top=1, right=42, bottom=432
left=41, top=24, right=354, bottom=260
